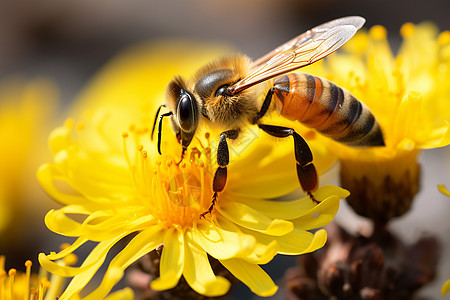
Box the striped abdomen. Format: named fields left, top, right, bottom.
left=273, top=72, right=384, bottom=147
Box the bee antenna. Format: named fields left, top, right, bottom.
left=157, top=111, right=173, bottom=155
left=151, top=104, right=166, bottom=140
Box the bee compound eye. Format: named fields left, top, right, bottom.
left=177, top=92, right=197, bottom=132
left=215, top=85, right=231, bottom=97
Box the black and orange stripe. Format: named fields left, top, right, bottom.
left=273, top=72, right=384, bottom=147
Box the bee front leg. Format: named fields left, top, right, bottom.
left=200, top=129, right=239, bottom=218
left=177, top=146, right=187, bottom=165
left=258, top=124, right=319, bottom=203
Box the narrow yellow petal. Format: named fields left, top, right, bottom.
left=295, top=228, right=328, bottom=254
left=217, top=201, right=293, bottom=236
left=49, top=234, right=126, bottom=299
left=44, top=209, right=83, bottom=237
left=442, top=279, right=450, bottom=296
left=313, top=185, right=350, bottom=200
left=227, top=139, right=299, bottom=198
left=240, top=185, right=348, bottom=220
left=192, top=221, right=256, bottom=260
left=37, top=164, right=88, bottom=205
left=392, top=92, right=422, bottom=145
left=82, top=226, right=165, bottom=300
left=183, top=235, right=230, bottom=297
left=292, top=195, right=341, bottom=230
left=237, top=195, right=316, bottom=221
left=438, top=185, right=450, bottom=196
left=242, top=227, right=327, bottom=256
left=46, top=237, right=88, bottom=260
left=150, top=227, right=184, bottom=290
left=103, top=287, right=134, bottom=300
left=418, top=121, right=450, bottom=149
left=81, top=209, right=155, bottom=241
left=220, top=258, right=278, bottom=297
left=240, top=240, right=278, bottom=265
left=40, top=233, right=126, bottom=279
left=214, top=214, right=278, bottom=264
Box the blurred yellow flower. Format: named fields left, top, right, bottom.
left=442, top=279, right=450, bottom=296
left=438, top=186, right=450, bottom=297
left=0, top=78, right=57, bottom=238
left=38, top=40, right=347, bottom=298
left=303, top=23, right=450, bottom=223
left=438, top=184, right=450, bottom=196
left=0, top=255, right=134, bottom=300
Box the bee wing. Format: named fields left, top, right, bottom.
left=227, top=16, right=365, bottom=95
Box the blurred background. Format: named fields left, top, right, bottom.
left=0, top=0, right=449, bottom=298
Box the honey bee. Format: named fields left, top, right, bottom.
left=152, top=16, right=385, bottom=217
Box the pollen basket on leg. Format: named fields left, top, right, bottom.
left=122, top=127, right=214, bottom=227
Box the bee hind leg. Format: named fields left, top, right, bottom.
left=200, top=129, right=240, bottom=218
left=258, top=124, right=319, bottom=203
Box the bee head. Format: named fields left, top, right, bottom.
left=165, top=76, right=199, bottom=149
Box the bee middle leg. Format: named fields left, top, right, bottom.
left=200, top=128, right=240, bottom=218
left=258, top=124, right=319, bottom=203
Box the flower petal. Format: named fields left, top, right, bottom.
left=46, top=237, right=88, bottom=260
left=192, top=220, right=256, bottom=260
left=37, top=164, right=88, bottom=205
left=217, top=200, right=293, bottom=236
left=103, top=287, right=134, bottom=300
left=82, top=226, right=165, bottom=300
left=150, top=227, right=184, bottom=291
left=183, top=234, right=231, bottom=297
left=44, top=207, right=85, bottom=237
left=214, top=215, right=278, bottom=264
left=81, top=209, right=155, bottom=241
left=41, top=233, right=127, bottom=299
left=292, top=194, right=341, bottom=230
left=220, top=258, right=278, bottom=297
left=442, top=279, right=450, bottom=296
left=438, top=185, right=450, bottom=196
left=227, top=139, right=298, bottom=198
left=241, top=185, right=348, bottom=220
left=243, top=227, right=327, bottom=255
left=418, top=120, right=450, bottom=149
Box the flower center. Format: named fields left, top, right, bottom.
left=123, top=127, right=215, bottom=227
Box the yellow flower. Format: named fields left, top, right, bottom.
left=0, top=254, right=134, bottom=300
left=439, top=186, right=450, bottom=296
left=442, top=279, right=450, bottom=296
left=38, top=40, right=347, bottom=298
left=438, top=184, right=450, bottom=196
left=0, top=78, right=57, bottom=237
left=303, top=23, right=450, bottom=223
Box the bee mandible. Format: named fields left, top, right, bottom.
left=151, top=16, right=385, bottom=217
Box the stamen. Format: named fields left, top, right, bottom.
left=122, top=132, right=132, bottom=168
left=8, top=268, right=16, bottom=299
left=166, top=160, right=173, bottom=168
left=400, top=22, right=415, bottom=38
left=75, top=121, right=85, bottom=131
left=0, top=256, right=4, bottom=272
left=1, top=270, right=6, bottom=299
left=38, top=278, right=50, bottom=300
left=438, top=31, right=450, bottom=45
left=64, top=118, right=74, bottom=128
left=370, top=25, right=387, bottom=40
left=63, top=254, right=78, bottom=266
left=199, top=166, right=207, bottom=210
left=24, top=260, right=32, bottom=300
